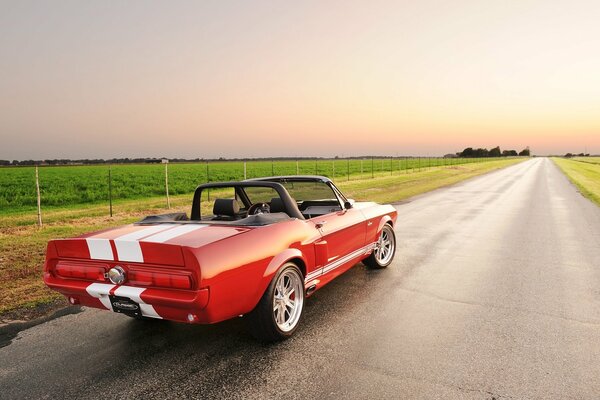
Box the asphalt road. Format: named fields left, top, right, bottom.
left=2, top=157, right=600, bottom=399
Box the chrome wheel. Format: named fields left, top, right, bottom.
left=374, top=225, right=395, bottom=265
left=272, top=268, right=304, bottom=332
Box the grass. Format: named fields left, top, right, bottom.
left=553, top=158, right=600, bottom=206
left=1, top=157, right=494, bottom=220
left=0, top=157, right=524, bottom=317
left=572, top=157, right=600, bottom=165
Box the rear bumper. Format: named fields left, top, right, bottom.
left=44, top=274, right=211, bottom=323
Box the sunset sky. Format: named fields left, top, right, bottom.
left=1, top=0, right=599, bottom=159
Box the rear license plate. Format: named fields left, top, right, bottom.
left=109, top=295, right=142, bottom=318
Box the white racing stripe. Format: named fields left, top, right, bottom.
left=113, top=285, right=162, bottom=319
left=86, top=238, right=114, bottom=260
left=114, top=225, right=177, bottom=262
left=142, top=224, right=206, bottom=243
left=86, top=282, right=115, bottom=310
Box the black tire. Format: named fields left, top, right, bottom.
left=246, top=263, right=305, bottom=342
left=363, top=224, right=396, bottom=269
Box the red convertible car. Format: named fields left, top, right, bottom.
left=43, top=176, right=397, bottom=341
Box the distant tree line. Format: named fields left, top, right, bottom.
left=1, top=155, right=419, bottom=166
left=457, top=146, right=530, bottom=158
left=564, top=153, right=590, bottom=158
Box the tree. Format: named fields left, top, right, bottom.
left=459, top=147, right=474, bottom=157
left=489, top=146, right=501, bottom=157
left=519, top=148, right=531, bottom=156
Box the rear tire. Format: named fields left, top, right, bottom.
left=364, top=224, right=396, bottom=269
left=246, top=263, right=305, bottom=342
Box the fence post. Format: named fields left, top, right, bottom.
left=271, top=159, right=274, bottom=176
left=108, top=165, right=113, bottom=217
left=390, top=156, right=393, bottom=175
left=35, top=165, right=42, bottom=227
left=165, top=161, right=171, bottom=209
left=296, top=160, right=299, bottom=175
left=332, top=159, right=335, bottom=181
left=360, top=159, right=363, bottom=177
left=371, top=157, right=374, bottom=178
left=243, top=161, right=247, bottom=180
left=347, top=158, right=350, bottom=181
left=206, top=161, right=210, bottom=201
left=315, top=159, right=318, bottom=175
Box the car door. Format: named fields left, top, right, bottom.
left=311, top=206, right=367, bottom=276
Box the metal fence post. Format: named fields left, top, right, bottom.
left=371, top=157, right=374, bottom=178
left=165, top=161, right=171, bottom=209
left=206, top=161, right=210, bottom=201
left=296, top=159, right=299, bottom=175
left=332, top=159, right=335, bottom=181
left=35, top=165, right=42, bottom=227
left=108, top=165, right=113, bottom=217
left=347, top=158, right=350, bottom=181
left=243, top=161, right=247, bottom=180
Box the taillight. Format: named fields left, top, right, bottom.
left=55, top=262, right=105, bottom=281
left=128, top=270, right=191, bottom=290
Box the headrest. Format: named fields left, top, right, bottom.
left=270, top=197, right=286, bottom=213
left=213, top=198, right=239, bottom=217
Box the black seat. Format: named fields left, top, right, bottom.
left=270, top=197, right=294, bottom=216
left=212, top=198, right=240, bottom=220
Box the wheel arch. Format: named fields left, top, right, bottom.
left=249, top=248, right=307, bottom=313
left=376, top=214, right=394, bottom=236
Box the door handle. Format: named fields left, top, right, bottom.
left=315, top=221, right=327, bottom=229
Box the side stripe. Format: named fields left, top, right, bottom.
left=86, top=238, right=114, bottom=260
left=305, top=242, right=376, bottom=282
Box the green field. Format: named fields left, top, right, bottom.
left=553, top=157, right=600, bottom=206
left=0, top=157, right=524, bottom=318
left=572, top=157, right=600, bottom=165
left=1, top=157, right=490, bottom=220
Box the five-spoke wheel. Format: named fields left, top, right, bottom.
left=246, top=263, right=305, bottom=341
left=364, top=224, right=396, bottom=269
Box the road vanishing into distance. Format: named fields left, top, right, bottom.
left=2, top=157, right=600, bottom=399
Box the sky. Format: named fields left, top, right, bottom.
left=1, top=0, right=599, bottom=160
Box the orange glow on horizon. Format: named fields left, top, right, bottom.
left=1, top=0, right=599, bottom=159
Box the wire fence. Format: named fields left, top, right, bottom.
left=1, top=157, right=498, bottom=226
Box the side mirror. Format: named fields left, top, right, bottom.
left=344, top=201, right=353, bottom=209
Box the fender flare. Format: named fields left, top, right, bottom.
left=252, top=248, right=307, bottom=307
left=376, top=215, right=393, bottom=236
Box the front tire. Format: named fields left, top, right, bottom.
left=246, top=263, right=305, bottom=342
left=364, top=224, right=396, bottom=269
